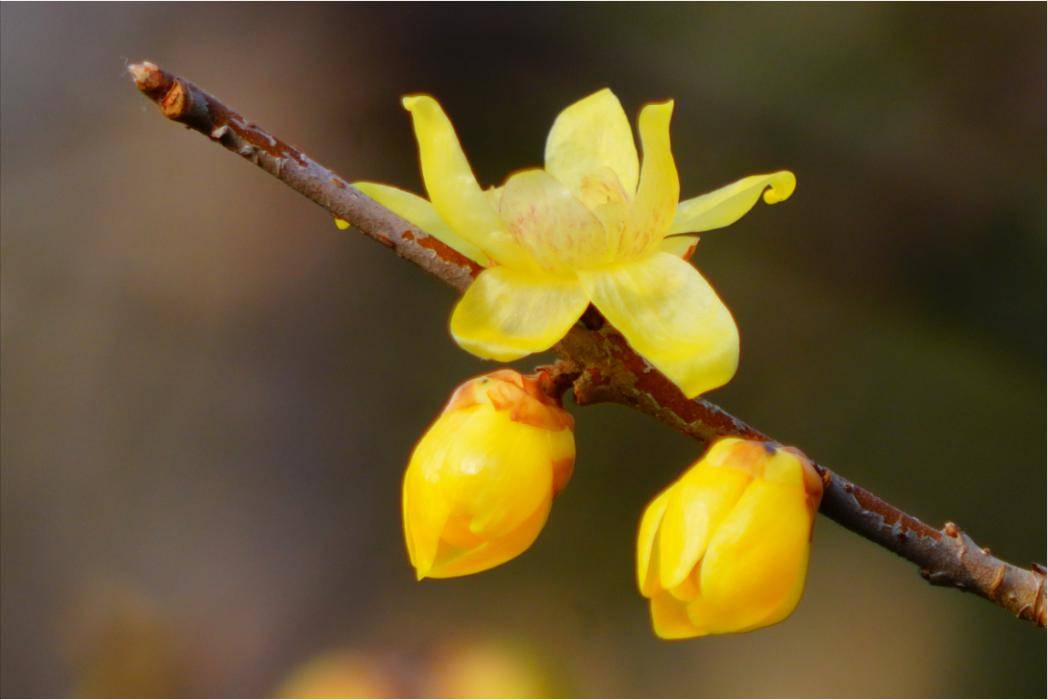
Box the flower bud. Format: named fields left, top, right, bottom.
left=636, top=437, right=823, bottom=638
left=403, top=370, right=575, bottom=579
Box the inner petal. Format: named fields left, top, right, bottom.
left=544, top=88, right=640, bottom=200
left=628, top=101, right=679, bottom=258
left=497, top=169, right=610, bottom=272
left=577, top=167, right=632, bottom=260
left=576, top=165, right=629, bottom=210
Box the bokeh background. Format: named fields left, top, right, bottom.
left=2, top=3, right=1045, bottom=697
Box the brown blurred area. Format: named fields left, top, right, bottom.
left=1, top=3, right=1044, bottom=697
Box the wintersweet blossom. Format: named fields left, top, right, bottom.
left=354, top=90, right=794, bottom=398
left=637, top=438, right=823, bottom=638
left=402, top=370, right=574, bottom=579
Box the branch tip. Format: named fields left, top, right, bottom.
left=128, top=60, right=174, bottom=105
left=127, top=60, right=156, bottom=85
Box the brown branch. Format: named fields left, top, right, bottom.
left=127, top=62, right=480, bottom=293
left=558, top=320, right=1046, bottom=626
left=129, top=61, right=1046, bottom=629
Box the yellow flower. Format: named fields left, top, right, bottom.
left=403, top=370, right=575, bottom=579
left=354, top=90, right=794, bottom=398
left=637, top=437, right=823, bottom=638
left=277, top=649, right=398, bottom=698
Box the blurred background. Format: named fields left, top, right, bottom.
left=2, top=3, right=1045, bottom=697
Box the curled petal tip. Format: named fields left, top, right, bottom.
left=761, top=171, right=796, bottom=205
left=645, top=98, right=675, bottom=114
left=401, top=94, right=431, bottom=112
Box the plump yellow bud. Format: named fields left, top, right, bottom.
left=636, top=437, right=823, bottom=639
left=403, top=369, right=575, bottom=579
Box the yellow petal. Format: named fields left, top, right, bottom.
left=484, top=185, right=503, bottom=210
left=650, top=592, right=702, bottom=640
left=657, top=464, right=751, bottom=590
left=658, top=234, right=700, bottom=260
left=402, top=95, right=529, bottom=268
left=577, top=166, right=630, bottom=209
left=576, top=167, right=632, bottom=258
left=669, top=171, right=796, bottom=236
left=497, top=169, right=609, bottom=272
left=693, top=478, right=812, bottom=634
left=548, top=428, right=576, bottom=494
left=628, top=101, right=679, bottom=256
left=668, top=570, right=701, bottom=602
left=403, top=418, right=455, bottom=578
left=353, top=182, right=491, bottom=266
left=579, top=252, right=739, bottom=398
left=544, top=89, right=639, bottom=203
left=427, top=497, right=552, bottom=579
left=450, top=267, right=588, bottom=362
left=637, top=490, right=671, bottom=595
left=701, top=437, right=773, bottom=479
left=447, top=409, right=553, bottom=540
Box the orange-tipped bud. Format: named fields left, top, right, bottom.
left=403, top=370, right=575, bottom=579
left=637, top=437, right=823, bottom=638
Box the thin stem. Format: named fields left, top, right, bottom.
left=129, top=60, right=1045, bottom=629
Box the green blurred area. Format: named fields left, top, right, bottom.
left=1, top=3, right=1044, bottom=697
